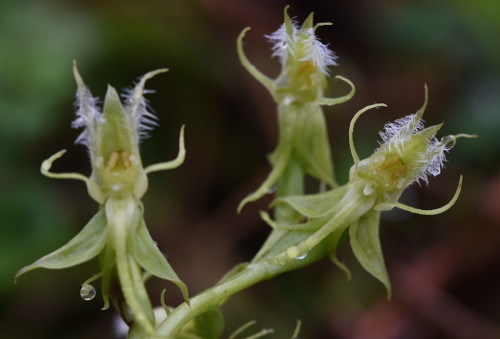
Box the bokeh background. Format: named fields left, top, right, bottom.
left=1, top=0, right=499, bottom=338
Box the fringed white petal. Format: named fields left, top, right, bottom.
left=266, top=21, right=298, bottom=64
left=72, top=85, right=102, bottom=146
left=300, top=28, right=338, bottom=75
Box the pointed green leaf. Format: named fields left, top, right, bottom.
left=16, top=209, right=107, bottom=279
left=238, top=137, right=292, bottom=212
left=274, top=185, right=348, bottom=219
left=294, top=105, right=336, bottom=187
left=194, top=307, right=225, bottom=339
left=349, top=210, right=391, bottom=298
left=130, top=218, right=189, bottom=301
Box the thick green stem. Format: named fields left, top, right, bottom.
left=155, top=240, right=326, bottom=337
left=156, top=149, right=310, bottom=338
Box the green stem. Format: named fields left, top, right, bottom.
left=156, top=153, right=309, bottom=338
left=252, top=152, right=304, bottom=262
left=155, top=242, right=325, bottom=337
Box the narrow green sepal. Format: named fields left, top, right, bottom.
left=294, top=105, right=336, bottom=187
left=130, top=218, right=189, bottom=302
left=327, top=223, right=351, bottom=281
left=301, top=12, right=315, bottom=31
left=237, top=138, right=292, bottom=213
left=273, top=185, right=348, bottom=219
left=260, top=210, right=324, bottom=232
left=349, top=210, right=391, bottom=299
left=99, top=85, right=133, bottom=158
left=16, top=210, right=107, bottom=280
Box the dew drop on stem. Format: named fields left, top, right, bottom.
left=296, top=251, right=309, bottom=260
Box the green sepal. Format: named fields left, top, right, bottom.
left=16, top=209, right=107, bottom=279
left=294, top=105, right=336, bottom=187
left=260, top=210, right=325, bottom=232
left=129, top=218, right=189, bottom=302
left=327, top=223, right=351, bottom=280
left=237, top=137, right=292, bottom=212
left=194, top=307, right=225, bottom=339
left=274, top=185, right=348, bottom=219
left=98, top=85, right=134, bottom=159
left=273, top=151, right=304, bottom=223
left=349, top=209, right=391, bottom=298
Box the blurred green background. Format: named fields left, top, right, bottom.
left=1, top=0, right=499, bottom=338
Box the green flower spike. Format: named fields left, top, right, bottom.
left=267, top=85, right=476, bottom=297
left=237, top=6, right=355, bottom=212
left=16, top=61, right=188, bottom=335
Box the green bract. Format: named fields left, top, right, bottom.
left=263, top=86, right=475, bottom=297
left=16, top=62, right=188, bottom=335
left=237, top=6, right=355, bottom=212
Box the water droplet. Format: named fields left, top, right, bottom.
left=296, top=251, right=309, bottom=260
left=80, top=284, right=96, bottom=301
left=363, top=184, right=374, bottom=196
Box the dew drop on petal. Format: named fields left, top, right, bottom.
left=80, top=284, right=96, bottom=301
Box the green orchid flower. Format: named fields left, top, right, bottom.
left=16, top=61, right=188, bottom=336
left=262, top=86, right=476, bottom=297
left=237, top=6, right=355, bottom=212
